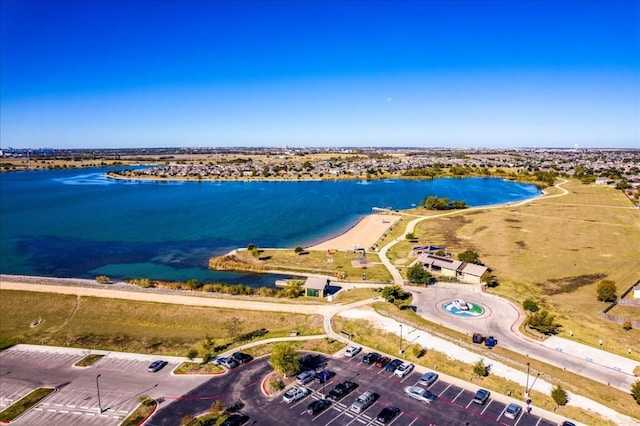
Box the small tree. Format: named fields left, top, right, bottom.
left=186, top=348, right=198, bottom=361
left=473, top=359, right=488, bottom=377
left=209, top=399, right=225, bottom=416
left=522, top=299, right=540, bottom=312
left=458, top=250, right=482, bottom=265
left=596, top=280, right=617, bottom=302
left=623, top=321, right=633, bottom=331
left=631, top=380, right=640, bottom=405
left=526, top=309, right=562, bottom=335
left=407, top=263, right=432, bottom=285
left=269, top=342, right=301, bottom=377
left=551, top=384, right=568, bottom=408
left=282, top=280, right=304, bottom=298
left=405, top=232, right=416, bottom=240
left=96, top=275, right=111, bottom=284
left=223, top=316, right=243, bottom=342
left=294, top=246, right=304, bottom=255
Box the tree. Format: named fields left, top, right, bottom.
left=596, top=280, right=617, bottom=302
left=186, top=348, right=198, bottom=361
left=551, top=385, right=568, bottom=408
left=269, top=342, right=301, bottom=377
left=407, top=263, right=432, bottom=285
left=294, top=246, right=304, bottom=255
left=473, top=359, right=488, bottom=377
left=631, top=380, right=640, bottom=405
left=223, top=317, right=243, bottom=342
left=381, top=285, right=403, bottom=302
left=522, top=299, right=540, bottom=312
left=282, top=280, right=304, bottom=298
left=95, top=275, right=111, bottom=284
left=526, top=309, right=562, bottom=335
left=458, top=250, right=482, bottom=265
left=405, top=232, right=416, bottom=240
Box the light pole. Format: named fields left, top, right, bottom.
left=96, top=374, right=103, bottom=413
left=399, top=324, right=403, bottom=354
left=525, top=363, right=530, bottom=397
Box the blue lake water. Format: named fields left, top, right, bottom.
left=0, top=167, right=540, bottom=285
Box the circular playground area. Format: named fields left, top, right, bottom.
left=442, top=299, right=485, bottom=318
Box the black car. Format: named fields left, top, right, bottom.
left=314, top=370, right=335, bottom=384
left=362, top=352, right=380, bottom=364
left=326, top=380, right=358, bottom=402
left=147, top=360, right=167, bottom=373
left=307, top=398, right=331, bottom=415
left=385, top=358, right=403, bottom=372
left=376, top=406, right=401, bottom=424
left=232, top=352, right=253, bottom=364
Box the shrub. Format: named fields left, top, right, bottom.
left=632, top=380, right=640, bottom=405
left=551, top=385, right=568, bottom=407
left=522, top=299, right=540, bottom=312
left=623, top=321, right=633, bottom=331
left=95, top=275, right=111, bottom=284
left=473, top=359, right=488, bottom=377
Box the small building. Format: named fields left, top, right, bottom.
left=304, top=276, right=331, bottom=298
left=416, top=253, right=488, bottom=284
left=633, top=286, right=640, bottom=299
left=459, top=263, right=489, bottom=284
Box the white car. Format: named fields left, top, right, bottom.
left=504, top=403, right=522, bottom=419
left=394, top=362, right=414, bottom=378
left=404, top=386, right=437, bottom=404
left=344, top=345, right=362, bottom=357
left=454, top=299, right=470, bottom=310
left=283, top=386, right=309, bottom=404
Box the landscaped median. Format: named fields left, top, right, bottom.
left=0, top=387, right=56, bottom=424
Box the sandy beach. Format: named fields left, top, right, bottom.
left=306, top=213, right=402, bottom=251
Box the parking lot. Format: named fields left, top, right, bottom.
left=244, top=351, right=557, bottom=426
left=1, top=345, right=565, bottom=426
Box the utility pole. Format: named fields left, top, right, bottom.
left=96, top=374, right=103, bottom=413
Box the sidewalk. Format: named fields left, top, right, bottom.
left=541, top=336, right=638, bottom=377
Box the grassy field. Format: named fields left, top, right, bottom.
left=225, top=248, right=395, bottom=283
left=0, top=290, right=323, bottom=355
left=388, top=180, right=640, bottom=358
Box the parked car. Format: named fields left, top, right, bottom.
left=296, top=371, right=315, bottom=385
left=418, top=372, right=439, bottom=387
left=350, top=391, right=376, bottom=413
left=404, top=386, right=437, bottom=404
left=282, top=386, right=309, bottom=404
left=472, top=388, right=491, bottom=405
left=385, top=358, right=403, bottom=372
left=472, top=333, right=484, bottom=344
left=375, top=356, right=390, bottom=368
left=216, top=357, right=239, bottom=369
left=232, top=352, right=253, bottom=364
left=376, top=406, right=401, bottom=424
left=307, top=398, right=331, bottom=415
left=344, top=345, right=362, bottom=357
left=147, top=360, right=167, bottom=373
left=485, top=336, right=497, bottom=348
left=394, top=362, right=414, bottom=378
left=560, top=421, right=576, bottom=426
left=362, top=352, right=380, bottom=364
left=326, top=381, right=358, bottom=402
left=504, top=403, right=522, bottom=420
left=314, top=370, right=335, bottom=384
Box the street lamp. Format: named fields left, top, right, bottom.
left=525, top=363, right=530, bottom=397
left=96, top=374, right=103, bottom=413
left=399, top=324, right=403, bottom=355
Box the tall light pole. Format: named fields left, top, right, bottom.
left=96, top=374, right=103, bottom=413
left=525, top=363, right=530, bottom=397
left=399, top=324, right=403, bottom=354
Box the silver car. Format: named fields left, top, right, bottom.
left=404, top=386, right=437, bottom=403
left=282, top=386, right=309, bottom=404
left=504, top=403, right=522, bottom=419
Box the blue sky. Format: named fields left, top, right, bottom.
left=1, top=1, right=638, bottom=149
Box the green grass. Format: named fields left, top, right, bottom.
left=333, top=287, right=380, bottom=304
left=226, top=248, right=395, bottom=283
left=0, top=388, right=55, bottom=422
left=365, top=301, right=640, bottom=424
left=120, top=397, right=156, bottom=426
left=74, top=354, right=105, bottom=367
left=0, top=290, right=324, bottom=355
left=174, top=363, right=225, bottom=375
left=387, top=180, right=640, bottom=359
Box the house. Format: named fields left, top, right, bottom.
left=415, top=253, right=488, bottom=284
left=304, top=276, right=330, bottom=298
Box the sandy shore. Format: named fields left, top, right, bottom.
left=307, top=213, right=402, bottom=251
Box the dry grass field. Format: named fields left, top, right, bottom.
left=0, top=290, right=323, bottom=355
left=391, top=180, right=640, bottom=358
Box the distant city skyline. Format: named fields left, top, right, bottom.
left=1, top=0, right=638, bottom=149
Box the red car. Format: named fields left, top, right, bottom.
left=375, top=356, right=390, bottom=368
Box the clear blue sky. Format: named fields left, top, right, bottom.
left=1, top=0, right=638, bottom=149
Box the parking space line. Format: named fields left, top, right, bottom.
left=451, top=388, right=465, bottom=403
left=438, top=383, right=451, bottom=397
left=481, top=400, right=492, bottom=415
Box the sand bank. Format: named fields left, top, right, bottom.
left=307, top=214, right=402, bottom=251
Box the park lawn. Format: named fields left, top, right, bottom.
left=0, top=290, right=323, bottom=355
left=607, top=304, right=640, bottom=320
left=331, top=314, right=619, bottom=426
left=394, top=180, right=640, bottom=359
left=254, top=248, right=394, bottom=283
